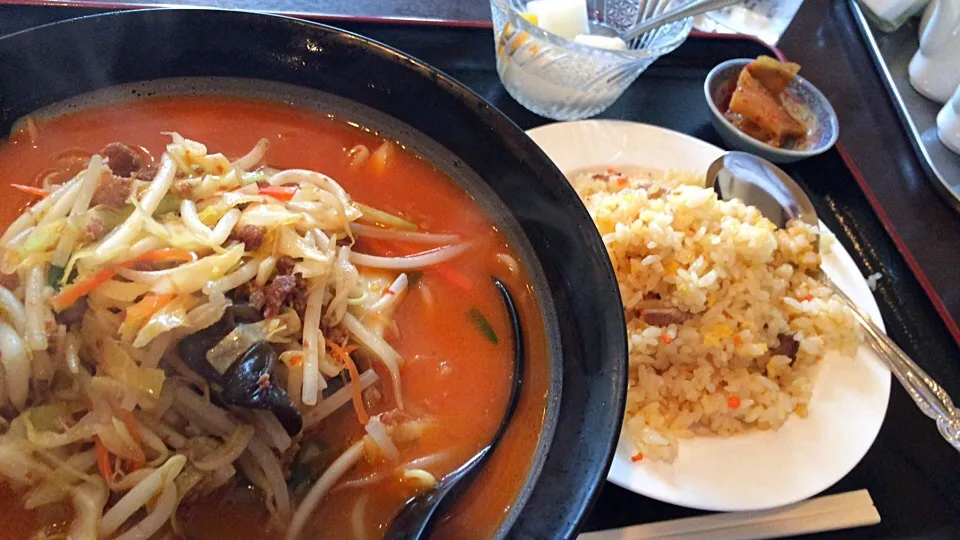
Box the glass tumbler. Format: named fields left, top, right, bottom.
left=490, top=0, right=693, bottom=121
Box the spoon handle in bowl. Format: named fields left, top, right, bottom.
left=825, top=277, right=960, bottom=452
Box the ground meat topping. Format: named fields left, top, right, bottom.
left=248, top=288, right=266, bottom=311
left=132, top=161, right=158, bottom=182
left=83, top=217, right=108, bottom=243
left=771, top=333, right=800, bottom=361
left=0, top=273, right=19, bottom=291
left=275, top=256, right=296, bottom=276
left=263, top=274, right=298, bottom=318
left=645, top=185, right=666, bottom=199
left=91, top=171, right=132, bottom=208
left=170, top=179, right=195, bottom=199
left=232, top=225, right=266, bottom=252
left=233, top=256, right=306, bottom=318
left=288, top=274, right=308, bottom=318
left=641, top=307, right=690, bottom=326
left=100, top=142, right=141, bottom=178
left=261, top=257, right=307, bottom=318
left=325, top=327, right=347, bottom=346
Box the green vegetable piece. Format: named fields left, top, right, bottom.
left=154, top=192, right=181, bottom=215
left=27, top=405, right=68, bottom=433
left=21, top=219, right=63, bottom=254
left=469, top=308, right=499, bottom=345
left=355, top=203, right=417, bottom=231
left=47, top=266, right=65, bottom=290
left=241, top=171, right=267, bottom=186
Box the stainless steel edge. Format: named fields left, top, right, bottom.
left=848, top=0, right=960, bottom=212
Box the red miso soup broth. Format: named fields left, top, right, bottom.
left=0, top=95, right=550, bottom=539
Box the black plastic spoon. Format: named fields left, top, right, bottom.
left=384, top=277, right=525, bottom=540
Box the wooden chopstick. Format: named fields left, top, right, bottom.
left=579, top=490, right=880, bottom=540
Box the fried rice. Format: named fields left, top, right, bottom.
left=573, top=168, right=859, bottom=462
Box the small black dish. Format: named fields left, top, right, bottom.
left=0, top=8, right=627, bottom=538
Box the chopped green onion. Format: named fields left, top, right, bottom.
left=47, top=266, right=65, bottom=290
left=469, top=308, right=498, bottom=345
left=355, top=203, right=417, bottom=231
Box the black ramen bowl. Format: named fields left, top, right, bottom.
left=0, top=9, right=627, bottom=538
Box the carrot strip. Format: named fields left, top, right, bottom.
left=94, top=435, right=113, bottom=481
left=131, top=248, right=197, bottom=264
left=431, top=264, right=473, bottom=292
left=259, top=186, right=298, bottom=201
left=50, top=249, right=195, bottom=312
left=122, top=294, right=175, bottom=329
left=116, top=410, right=146, bottom=471
left=327, top=340, right=369, bottom=425
left=51, top=268, right=116, bottom=312
left=117, top=411, right=142, bottom=447
left=10, top=184, right=49, bottom=198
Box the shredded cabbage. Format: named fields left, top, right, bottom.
left=278, top=227, right=330, bottom=264
left=238, top=204, right=303, bottom=229
left=19, top=218, right=65, bottom=257
left=85, top=319, right=165, bottom=399
left=151, top=245, right=244, bottom=295
left=0, top=132, right=434, bottom=538
left=133, top=295, right=198, bottom=348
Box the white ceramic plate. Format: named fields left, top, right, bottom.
left=527, top=120, right=891, bottom=512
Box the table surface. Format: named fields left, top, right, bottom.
left=2, top=0, right=494, bottom=23
left=2, top=1, right=960, bottom=539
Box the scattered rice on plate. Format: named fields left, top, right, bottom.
left=573, top=167, right=860, bottom=462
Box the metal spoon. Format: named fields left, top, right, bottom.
left=384, top=277, right=525, bottom=539
left=620, top=0, right=744, bottom=42
left=706, top=151, right=960, bottom=452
